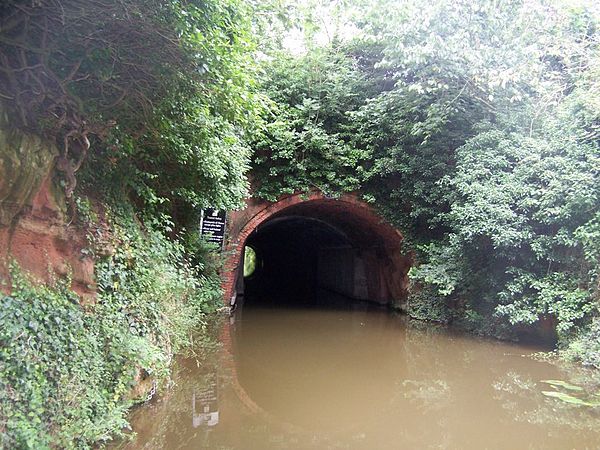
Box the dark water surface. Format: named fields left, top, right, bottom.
left=116, top=301, right=600, bottom=449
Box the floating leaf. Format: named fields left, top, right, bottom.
left=542, top=391, right=600, bottom=407
left=542, top=391, right=590, bottom=405
left=540, top=380, right=584, bottom=391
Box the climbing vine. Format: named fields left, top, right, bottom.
left=0, top=0, right=259, bottom=218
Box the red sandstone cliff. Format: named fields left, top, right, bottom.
left=0, top=113, right=95, bottom=301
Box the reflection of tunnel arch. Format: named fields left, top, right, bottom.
left=222, top=192, right=412, bottom=307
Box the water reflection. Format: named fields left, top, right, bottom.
left=115, top=300, right=600, bottom=450
left=492, top=371, right=600, bottom=433
left=192, top=372, right=219, bottom=428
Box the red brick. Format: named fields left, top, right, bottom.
left=221, top=191, right=412, bottom=307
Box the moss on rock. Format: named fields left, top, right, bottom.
left=0, top=109, right=58, bottom=227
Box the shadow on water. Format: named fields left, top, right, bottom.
left=240, top=286, right=389, bottom=312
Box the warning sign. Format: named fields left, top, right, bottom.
left=200, top=209, right=227, bottom=248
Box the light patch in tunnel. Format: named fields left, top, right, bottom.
left=243, top=245, right=257, bottom=278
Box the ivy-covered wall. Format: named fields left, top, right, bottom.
left=0, top=0, right=260, bottom=444
left=0, top=115, right=225, bottom=448
left=0, top=211, right=224, bottom=449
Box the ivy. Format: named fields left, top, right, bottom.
left=0, top=206, right=223, bottom=448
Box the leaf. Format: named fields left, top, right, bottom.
left=541, top=391, right=600, bottom=407
left=540, top=380, right=584, bottom=391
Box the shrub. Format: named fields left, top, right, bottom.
left=0, top=208, right=223, bottom=448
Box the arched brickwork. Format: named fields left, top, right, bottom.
left=222, top=191, right=411, bottom=307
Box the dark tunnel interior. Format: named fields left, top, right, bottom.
left=242, top=215, right=354, bottom=307
left=232, top=197, right=410, bottom=310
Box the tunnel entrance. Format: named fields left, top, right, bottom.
left=223, top=193, right=412, bottom=309
left=243, top=216, right=354, bottom=306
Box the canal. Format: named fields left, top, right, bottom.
left=115, top=292, right=600, bottom=449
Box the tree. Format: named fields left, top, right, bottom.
left=252, top=0, right=600, bottom=345
left=0, top=0, right=260, bottom=222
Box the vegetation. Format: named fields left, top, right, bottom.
left=0, top=206, right=223, bottom=448
left=0, top=0, right=258, bottom=219
left=252, top=0, right=599, bottom=356
left=243, top=246, right=258, bottom=278
left=0, top=0, right=255, bottom=447
left=0, top=0, right=599, bottom=446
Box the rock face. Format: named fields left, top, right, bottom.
left=0, top=111, right=95, bottom=301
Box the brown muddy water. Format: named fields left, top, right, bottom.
left=114, top=301, right=600, bottom=449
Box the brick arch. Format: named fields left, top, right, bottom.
left=222, top=191, right=411, bottom=307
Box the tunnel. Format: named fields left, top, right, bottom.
left=243, top=216, right=354, bottom=305
left=224, top=193, right=412, bottom=309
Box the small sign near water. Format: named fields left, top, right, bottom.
left=200, top=209, right=227, bottom=249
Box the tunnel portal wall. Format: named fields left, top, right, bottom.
left=221, top=192, right=412, bottom=308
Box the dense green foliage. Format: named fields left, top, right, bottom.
left=1, top=0, right=257, bottom=447
left=0, top=207, right=222, bottom=448
left=252, top=47, right=373, bottom=199
left=0, top=0, right=259, bottom=221
left=0, top=207, right=221, bottom=448
left=253, top=0, right=599, bottom=356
